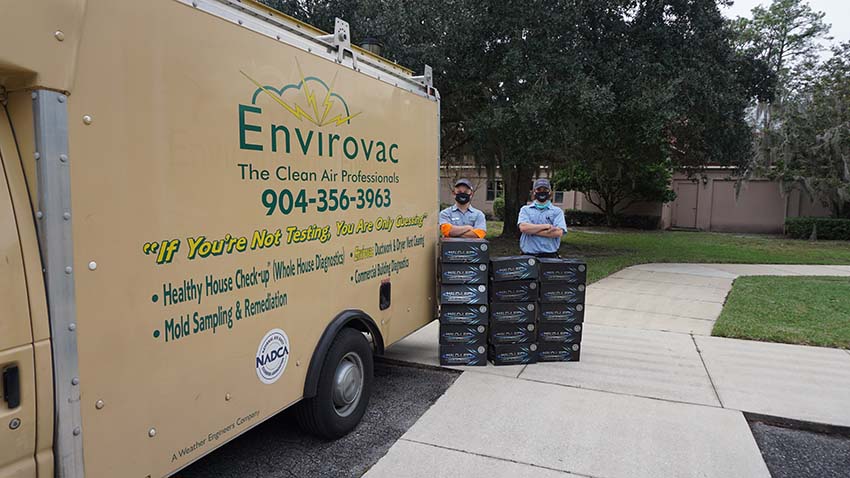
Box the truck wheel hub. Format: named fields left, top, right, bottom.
left=333, top=352, right=363, bottom=416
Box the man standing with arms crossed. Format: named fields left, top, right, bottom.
left=517, top=178, right=567, bottom=257
left=439, top=178, right=487, bottom=238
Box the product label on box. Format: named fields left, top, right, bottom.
left=440, top=238, right=489, bottom=263
left=440, top=284, right=488, bottom=305
left=440, top=304, right=488, bottom=325
left=490, top=323, right=537, bottom=344
left=439, top=324, right=488, bottom=345
left=537, top=323, right=582, bottom=343
left=539, top=258, right=587, bottom=282
left=440, top=263, right=488, bottom=284
left=490, top=256, right=539, bottom=281
left=539, top=303, right=584, bottom=323
left=540, top=282, right=585, bottom=303
left=490, top=280, right=539, bottom=302
left=537, top=342, right=580, bottom=362
left=489, top=302, right=536, bottom=324
left=440, top=344, right=487, bottom=366
left=489, top=343, right=538, bottom=365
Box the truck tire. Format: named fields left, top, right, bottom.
left=296, top=327, right=373, bottom=439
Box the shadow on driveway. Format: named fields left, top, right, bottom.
left=178, top=361, right=459, bottom=478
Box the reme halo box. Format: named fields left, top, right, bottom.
left=439, top=324, right=488, bottom=346
left=440, top=344, right=487, bottom=366
left=537, top=342, right=581, bottom=362
left=490, top=280, right=539, bottom=302
left=489, top=255, right=539, bottom=282
left=538, top=302, right=584, bottom=323
left=489, top=343, right=539, bottom=365
left=440, top=284, right=488, bottom=305
left=439, top=304, right=489, bottom=325
left=439, top=262, right=489, bottom=284
left=489, top=302, right=537, bottom=324
left=538, top=258, right=587, bottom=283
left=439, top=237, right=490, bottom=264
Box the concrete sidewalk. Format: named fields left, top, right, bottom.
left=371, top=264, right=850, bottom=478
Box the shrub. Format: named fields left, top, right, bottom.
left=785, top=217, right=850, bottom=240
left=492, top=197, right=505, bottom=221
left=564, top=209, right=659, bottom=230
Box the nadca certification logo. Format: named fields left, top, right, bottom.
left=256, top=328, right=290, bottom=384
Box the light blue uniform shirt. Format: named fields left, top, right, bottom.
left=439, top=204, right=487, bottom=231
left=517, top=202, right=567, bottom=254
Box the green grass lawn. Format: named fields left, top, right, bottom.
left=712, top=276, right=850, bottom=349
left=485, top=221, right=850, bottom=283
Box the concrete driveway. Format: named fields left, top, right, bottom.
left=371, top=264, right=850, bottom=478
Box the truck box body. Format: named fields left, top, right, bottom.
left=0, top=1, right=439, bottom=477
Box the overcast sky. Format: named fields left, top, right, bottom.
left=721, top=0, right=848, bottom=56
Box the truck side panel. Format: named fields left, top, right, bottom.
left=24, top=1, right=440, bottom=476
left=0, top=114, right=37, bottom=478
left=3, top=96, right=55, bottom=478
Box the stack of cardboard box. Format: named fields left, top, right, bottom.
left=438, top=238, right=490, bottom=366
left=488, top=256, right=540, bottom=365
left=536, top=258, right=585, bottom=362
left=437, top=237, right=586, bottom=366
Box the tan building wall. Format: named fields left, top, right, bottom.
left=442, top=164, right=832, bottom=233
left=662, top=170, right=832, bottom=233
left=440, top=166, right=655, bottom=218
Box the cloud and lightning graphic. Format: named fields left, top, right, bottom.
left=241, top=64, right=361, bottom=127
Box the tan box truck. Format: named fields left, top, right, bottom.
left=0, top=1, right=439, bottom=476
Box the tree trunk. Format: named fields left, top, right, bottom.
left=501, top=162, right=536, bottom=239
left=604, top=205, right=617, bottom=227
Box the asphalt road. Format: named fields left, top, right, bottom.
left=750, top=421, right=850, bottom=478
left=177, top=360, right=459, bottom=478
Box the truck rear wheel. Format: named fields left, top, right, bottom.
left=296, top=327, right=373, bottom=439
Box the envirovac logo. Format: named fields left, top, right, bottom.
left=256, top=328, right=290, bottom=384
left=237, top=62, right=401, bottom=163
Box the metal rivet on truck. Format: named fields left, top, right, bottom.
left=148, top=428, right=157, bottom=438
left=95, top=400, right=104, bottom=410
left=82, top=115, right=92, bottom=124
left=63, top=212, right=71, bottom=220
left=71, top=377, right=79, bottom=386
left=36, top=211, right=43, bottom=219
left=65, top=266, right=72, bottom=274
left=73, top=427, right=81, bottom=436
left=59, top=154, right=68, bottom=162
left=9, top=418, right=21, bottom=430
left=54, top=30, right=65, bottom=41
left=34, top=152, right=40, bottom=160
left=88, top=261, right=97, bottom=271
left=225, top=393, right=231, bottom=401
left=68, top=323, right=76, bottom=331
left=58, top=95, right=66, bottom=103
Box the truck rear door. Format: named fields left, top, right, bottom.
left=0, top=108, right=37, bottom=478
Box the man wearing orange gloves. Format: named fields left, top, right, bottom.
left=439, top=178, right=487, bottom=238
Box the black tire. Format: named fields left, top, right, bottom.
left=296, top=327, right=374, bottom=440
